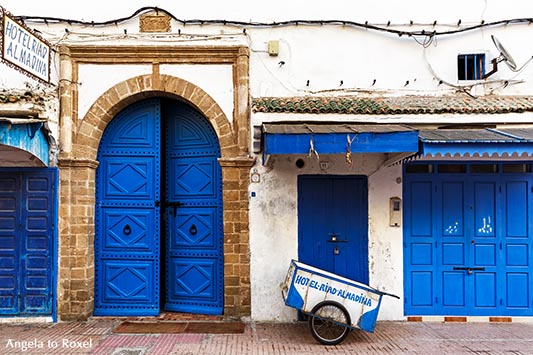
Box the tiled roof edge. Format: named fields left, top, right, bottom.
left=251, top=96, right=533, bottom=115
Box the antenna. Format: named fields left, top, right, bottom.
left=491, top=35, right=517, bottom=70
left=484, top=35, right=523, bottom=78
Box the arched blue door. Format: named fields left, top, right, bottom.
left=94, top=98, right=223, bottom=316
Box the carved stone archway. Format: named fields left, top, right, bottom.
left=57, top=45, right=253, bottom=320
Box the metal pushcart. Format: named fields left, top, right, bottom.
left=281, top=259, right=399, bottom=345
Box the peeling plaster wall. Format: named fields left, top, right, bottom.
left=250, top=153, right=405, bottom=321
left=367, top=162, right=405, bottom=320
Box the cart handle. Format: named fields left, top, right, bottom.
left=378, top=290, right=400, bottom=299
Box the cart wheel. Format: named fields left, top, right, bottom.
left=308, top=301, right=351, bottom=346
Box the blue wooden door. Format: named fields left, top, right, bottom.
left=95, top=98, right=223, bottom=316
left=163, top=102, right=223, bottom=315
left=0, top=169, right=56, bottom=316
left=404, top=163, right=533, bottom=316
left=298, top=176, right=368, bottom=283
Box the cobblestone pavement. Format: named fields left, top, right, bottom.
left=0, top=319, right=532, bottom=355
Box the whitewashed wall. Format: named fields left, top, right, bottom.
left=2, top=0, right=533, bottom=321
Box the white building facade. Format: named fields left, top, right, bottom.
left=2, top=0, right=533, bottom=322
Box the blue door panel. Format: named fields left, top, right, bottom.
left=442, top=243, right=464, bottom=265
left=474, top=182, right=496, bottom=237
left=411, top=243, right=432, bottom=265
left=507, top=273, right=529, bottom=308
left=298, top=179, right=329, bottom=269
left=474, top=244, right=496, bottom=266
left=442, top=272, right=465, bottom=307
left=506, top=182, right=527, bottom=237
left=0, top=169, right=56, bottom=316
left=104, top=108, right=158, bottom=150
left=474, top=273, right=497, bottom=308
left=100, top=208, right=155, bottom=252
left=506, top=244, right=528, bottom=266
left=408, top=182, right=432, bottom=237
left=404, top=164, right=533, bottom=316
left=410, top=272, right=432, bottom=306
left=171, top=160, right=217, bottom=198
left=102, top=159, right=155, bottom=199
left=168, top=258, right=220, bottom=301
left=442, top=182, right=464, bottom=236
left=172, top=208, right=217, bottom=249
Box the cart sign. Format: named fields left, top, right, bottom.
left=1, top=7, right=50, bottom=83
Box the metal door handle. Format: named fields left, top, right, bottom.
left=453, top=267, right=486, bottom=275
left=327, top=233, right=348, bottom=243
left=165, top=201, right=182, bottom=216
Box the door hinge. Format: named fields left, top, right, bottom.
left=500, top=298, right=503, bottom=306
left=435, top=297, right=438, bottom=304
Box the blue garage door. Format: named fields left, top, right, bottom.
left=94, top=98, right=223, bottom=316
left=404, top=162, right=533, bottom=316
left=0, top=169, right=57, bottom=316
left=298, top=175, right=369, bottom=283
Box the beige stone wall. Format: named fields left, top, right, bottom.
left=57, top=45, right=252, bottom=320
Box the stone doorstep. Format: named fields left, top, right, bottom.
left=90, top=311, right=226, bottom=323
left=0, top=317, right=54, bottom=323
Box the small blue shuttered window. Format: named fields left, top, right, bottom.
left=458, top=53, right=485, bottom=80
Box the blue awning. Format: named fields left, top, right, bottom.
left=0, top=119, right=50, bottom=166
left=262, top=124, right=419, bottom=163
left=419, top=128, right=533, bottom=157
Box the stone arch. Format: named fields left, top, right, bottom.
left=73, top=74, right=239, bottom=160
left=59, top=73, right=252, bottom=320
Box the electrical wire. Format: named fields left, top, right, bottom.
left=14, top=6, right=533, bottom=39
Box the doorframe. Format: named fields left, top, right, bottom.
left=57, top=44, right=254, bottom=320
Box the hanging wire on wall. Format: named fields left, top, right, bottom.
left=13, top=6, right=533, bottom=40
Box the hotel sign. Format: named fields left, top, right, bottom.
left=1, top=7, right=51, bottom=83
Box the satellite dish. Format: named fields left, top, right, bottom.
left=491, top=35, right=518, bottom=71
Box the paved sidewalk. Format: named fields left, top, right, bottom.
left=0, top=319, right=532, bottom=355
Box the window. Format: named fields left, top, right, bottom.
left=502, top=163, right=531, bottom=173
left=470, top=164, right=498, bottom=173
left=405, top=164, right=433, bottom=174
left=437, top=164, right=466, bottom=173
left=457, top=54, right=485, bottom=80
